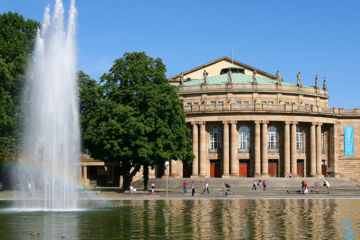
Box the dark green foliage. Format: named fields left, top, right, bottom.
left=0, top=12, right=39, bottom=186
left=85, top=52, right=193, bottom=189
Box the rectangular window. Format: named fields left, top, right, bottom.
left=321, top=132, right=325, bottom=153
left=268, top=101, right=273, bottom=105
left=268, top=132, right=279, bottom=152
left=187, top=103, right=192, bottom=107
left=218, top=101, right=224, bottom=106
left=211, top=101, right=216, bottom=106
left=237, top=101, right=242, bottom=105
left=244, top=101, right=249, bottom=105
left=261, top=101, right=267, bottom=104
left=296, top=132, right=304, bottom=153
left=193, top=102, right=198, bottom=106
left=285, top=102, right=290, bottom=105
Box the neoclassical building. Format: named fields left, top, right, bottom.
left=164, top=57, right=360, bottom=181
left=79, top=57, right=360, bottom=186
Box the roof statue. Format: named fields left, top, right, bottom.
left=297, top=72, right=302, bottom=86
left=315, top=75, right=319, bottom=89
left=323, top=76, right=327, bottom=90
left=180, top=73, right=184, bottom=86
left=227, top=69, right=232, bottom=84
left=276, top=70, right=281, bottom=85
left=202, top=69, right=208, bottom=85
left=253, top=71, right=257, bottom=84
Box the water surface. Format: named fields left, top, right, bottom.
left=0, top=199, right=359, bottom=239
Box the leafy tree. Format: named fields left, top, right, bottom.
left=0, top=12, right=39, bottom=187
left=85, top=52, right=193, bottom=190
left=78, top=71, right=102, bottom=151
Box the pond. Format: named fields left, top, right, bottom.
left=0, top=199, right=359, bottom=239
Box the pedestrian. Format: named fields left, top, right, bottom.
left=27, top=181, right=32, bottom=195
left=252, top=181, right=257, bottom=191
left=323, top=179, right=330, bottom=188
left=0, top=181, right=3, bottom=192
left=202, top=182, right=209, bottom=194
left=183, top=181, right=188, bottom=194
left=258, top=180, right=262, bottom=191
left=301, top=181, right=305, bottom=193
left=191, top=181, right=195, bottom=196
left=224, top=182, right=231, bottom=196
left=129, top=185, right=134, bottom=194
left=151, top=183, right=155, bottom=193
left=303, top=181, right=309, bottom=194
left=263, top=181, right=267, bottom=191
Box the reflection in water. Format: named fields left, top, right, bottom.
left=1, top=199, right=360, bottom=239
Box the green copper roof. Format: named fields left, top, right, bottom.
left=177, top=73, right=296, bottom=86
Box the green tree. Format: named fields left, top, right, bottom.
left=86, top=52, right=193, bottom=190
left=0, top=12, right=39, bottom=187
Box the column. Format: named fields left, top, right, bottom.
left=316, top=123, right=323, bottom=177
left=230, top=121, right=239, bottom=176
left=284, top=122, right=291, bottom=177
left=261, top=121, right=269, bottom=177
left=83, top=166, right=88, bottom=186
left=291, top=122, right=297, bottom=176
left=254, top=121, right=261, bottom=177
left=222, top=121, right=230, bottom=177
left=191, top=122, right=198, bottom=177
left=310, top=122, right=316, bottom=176
left=199, top=121, right=207, bottom=177
left=170, top=159, right=177, bottom=177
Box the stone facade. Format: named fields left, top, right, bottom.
left=166, top=57, right=360, bottom=181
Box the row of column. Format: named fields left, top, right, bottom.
left=191, top=121, right=324, bottom=178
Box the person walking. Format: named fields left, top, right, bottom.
left=263, top=181, right=267, bottom=191
left=191, top=181, right=195, bottom=196
left=252, top=181, right=257, bottom=191
left=258, top=180, right=262, bottom=191
left=183, top=181, right=188, bottom=194
left=151, top=183, right=155, bottom=193
left=202, top=182, right=209, bottom=194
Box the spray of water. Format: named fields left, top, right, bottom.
left=20, top=0, right=80, bottom=210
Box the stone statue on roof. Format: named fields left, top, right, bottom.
left=323, top=76, right=327, bottom=90
left=297, top=72, right=302, bottom=86
left=180, top=73, right=184, bottom=86
left=227, top=69, right=232, bottom=84
left=253, top=71, right=257, bottom=84
left=203, top=69, right=208, bottom=85
left=315, top=75, right=319, bottom=89
left=276, top=70, right=281, bottom=85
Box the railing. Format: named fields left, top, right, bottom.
left=184, top=103, right=360, bottom=117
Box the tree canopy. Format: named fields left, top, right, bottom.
left=84, top=52, right=193, bottom=189
left=0, top=12, right=39, bottom=186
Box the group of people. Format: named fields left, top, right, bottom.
left=301, top=181, right=309, bottom=194
left=252, top=180, right=267, bottom=191
left=183, top=181, right=231, bottom=196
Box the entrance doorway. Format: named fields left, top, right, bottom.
left=322, top=163, right=327, bottom=177
left=297, top=159, right=304, bottom=177
left=239, top=160, right=249, bottom=177
left=268, top=159, right=278, bottom=177
left=210, top=160, right=221, bottom=178
left=183, top=164, right=192, bottom=178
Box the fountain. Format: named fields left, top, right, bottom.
left=19, top=0, right=80, bottom=210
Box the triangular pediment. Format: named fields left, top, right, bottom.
left=169, top=57, right=276, bottom=83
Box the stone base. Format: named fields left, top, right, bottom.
left=190, top=175, right=198, bottom=178
left=310, top=174, right=318, bottom=177
left=198, top=175, right=208, bottom=178
left=222, top=174, right=231, bottom=178
left=261, top=173, right=270, bottom=178
left=230, top=174, right=239, bottom=178
left=254, top=173, right=262, bottom=178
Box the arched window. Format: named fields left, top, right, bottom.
left=268, top=126, right=279, bottom=152
left=238, top=126, right=250, bottom=152
left=210, top=126, right=221, bottom=152
left=296, top=126, right=304, bottom=153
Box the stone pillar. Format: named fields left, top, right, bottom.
left=291, top=122, right=297, bottom=176
left=254, top=121, right=261, bottom=177
left=261, top=121, right=269, bottom=177
left=191, top=122, right=199, bottom=177
left=316, top=123, right=323, bottom=177
left=222, top=121, right=230, bottom=177
left=284, top=121, right=291, bottom=177
left=310, top=122, right=317, bottom=176
left=199, top=121, right=207, bottom=177
left=83, top=166, right=88, bottom=186
left=230, top=121, right=238, bottom=176
left=170, top=159, right=177, bottom=177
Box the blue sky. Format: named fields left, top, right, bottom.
left=1, top=0, right=360, bottom=108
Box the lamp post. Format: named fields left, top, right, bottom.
left=165, top=161, right=169, bottom=197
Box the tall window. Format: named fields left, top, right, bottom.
left=210, top=126, right=221, bottom=152
left=268, top=126, right=279, bottom=152
left=296, top=126, right=304, bottom=153
left=238, top=126, right=250, bottom=152
left=321, top=131, right=325, bottom=153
